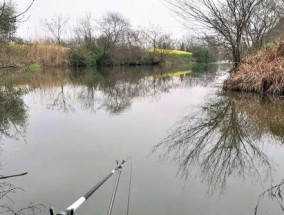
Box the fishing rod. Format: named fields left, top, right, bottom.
left=107, top=161, right=123, bottom=215
left=50, top=160, right=126, bottom=215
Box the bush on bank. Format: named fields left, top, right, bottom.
left=69, top=45, right=103, bottom=66
left=190, top=47, right=217, bottom=63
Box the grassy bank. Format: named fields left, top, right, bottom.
left=223, top=41, right=284, bottom=95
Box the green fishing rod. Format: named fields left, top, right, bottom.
left=50, top=160, right=126, bottom=215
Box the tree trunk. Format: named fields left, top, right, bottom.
left=233, top=49, right=241, bottom=70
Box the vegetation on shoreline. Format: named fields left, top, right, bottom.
left=0, top=1, right=216, bottom=69
left=223, top=41, right=284, bottom=95
left=0, top=42, right=68, bottom=69
left=0, top=41, right=200, bottom=69
left=167, top=0, right=284, bottom=69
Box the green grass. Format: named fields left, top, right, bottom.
left=28, top=63, right=41, bottom=73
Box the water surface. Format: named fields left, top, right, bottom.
left=0, top=64, right=284, bottom=215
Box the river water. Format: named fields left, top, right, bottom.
left=0, top=64, right=284, bottom=215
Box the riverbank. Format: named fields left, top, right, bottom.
left=0, top=42, right=193, bottom=70
left=223, top=41, right=284, bottom=95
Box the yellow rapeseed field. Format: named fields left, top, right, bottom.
left=148, top=49, right=192, bottom=57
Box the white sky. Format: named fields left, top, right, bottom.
left=15, top=0, right=189, bottom=40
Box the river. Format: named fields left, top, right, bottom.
left=0, top=64, right=283, bottom=215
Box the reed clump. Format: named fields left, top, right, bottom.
left=0, top=41, right=69, bottom=68
left=223, top=41, right=284, bottom=95
left=25, top=42, right=69, bottom=67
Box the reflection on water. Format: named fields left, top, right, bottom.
left=192, top=63, right=218, bottom=74
left=2, top=64, right=284, bottom=214
left=0, top=65, right=218, bottom=214
left=154, top=92, right=284, bottom=196
left=255, top=179, right=284, bottom=214
left=0, top=174, right=45, bottom=215
left=0, top=87, right=28, bottom=143
left=0, top=65, right=216, bottom=115
left=0, top=84, right=44, bottom=214
left=0, top=65, right=214, bottom=144
left=71, top=66, right=195, bottom=114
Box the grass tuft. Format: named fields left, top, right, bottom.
left=28, top=63, right=41, bottom=73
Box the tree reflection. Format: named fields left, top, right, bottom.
left=0, top=65, right=219, bottom=114
left=255, top=179, right=284, bottom=214
left=47, top=85, right=75, bottom=112
left=154, top=92, right=284, bottom=194
left=100, top=67, right=182, bottom=114
left=0, top=87, right=28, bottom=143
left=71, top=66, right=203, bottom=114
left=0, top=173, right=45, bottom=215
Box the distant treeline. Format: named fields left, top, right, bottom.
left=0, top=2, right=217, bottom=68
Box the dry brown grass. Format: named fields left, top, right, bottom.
left=223, top=41, right=284, bottom=95
left=25, top=42, right=69, bottom=67
left=0, top=41, right=69, bottom=68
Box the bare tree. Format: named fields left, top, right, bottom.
left=142, top=25, right=167, bottom=50
left=142, top=25, right=175, bottom=64
left=74, top=12, right=95, bottom=45
left=43, top=14, right=69, bottom=45
left=97, top=12, right=131, bottom=49
left=244, top=0, right=284, bottom=51
left=125, top=29, right=144, bottom=48
left=165, top=0, right=284, bottom=69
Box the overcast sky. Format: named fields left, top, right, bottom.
left=16, top=0, right=189, bottom=40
